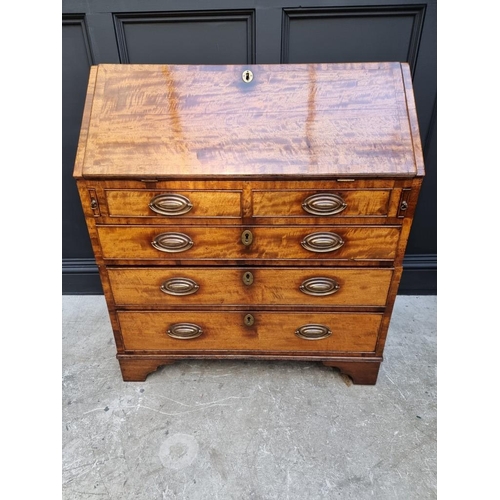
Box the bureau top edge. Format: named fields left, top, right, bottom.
left=73, top=62, right=425, bottom=180
left=73, top=173, right=423, bottom=181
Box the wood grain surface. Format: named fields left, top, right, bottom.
left=96, top=225, right=401, bottom=261
left=76, top=62, right=418, bottom=179
left=106, top=189, right=242, bottom=218
left=107, top=267, right=393, bottom=307
left=117, top=311, right=383, bottom=352
left=73, top=62, right=425, bottom=385
left=252, top=189, right=390, bottom=217
left=83, top=178, right=411, bottom=225
left=117, top=354, right=383, bottom=384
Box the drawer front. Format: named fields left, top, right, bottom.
left=118, top=311, right=382, bottom=353
left=108, top=267, right=393, bottom=307
left=252, top=190, right=390, bottom=218
left=97, top=226, right=400, bottom=261
left=105, top=190, right=242, bottom=218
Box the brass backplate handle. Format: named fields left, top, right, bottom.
left=167, top=323, right=203, bottom=340
left=149, top=193, right=193, bottom=216
left=295, top=324, right=332, bottom=340
left=299, top=277, right=340, bottom=296
left=302, top=193, right=347, bottom=216
left=241, top=229, right=253, bottom=246
left=301, top=232, right=344, bottom=253
left=160, top=277, right=200, bottom=296
left=151, top=232, right=194, bottom=253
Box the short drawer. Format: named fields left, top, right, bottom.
left=118, top=311, right=383, bottom=353
left=97, top=225, right=400, bottom=262
left=252, top=189, right=390, bottom=218
left=108, top=267, right=393, bottom=307
left=105, top=190, right=242, bottom=218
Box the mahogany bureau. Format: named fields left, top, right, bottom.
left=74, top=62, right=424, bottom=385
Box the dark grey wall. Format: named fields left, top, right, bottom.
left=62, top=0, right=436, bottom=294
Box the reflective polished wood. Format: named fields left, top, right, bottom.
left=77, top=63, right=420, bottom=179
left=74, top=63, right=424, bottom=384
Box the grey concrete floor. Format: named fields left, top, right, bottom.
left=62, top=295, right=436, bottom=500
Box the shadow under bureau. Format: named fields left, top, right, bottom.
left=74, top=62, right=424, bottom=384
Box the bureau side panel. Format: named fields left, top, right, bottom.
left=375, top=177, right=424, bottom=356
left=76, top=180, right=124, bottom=352
left=394, top=177, right=424, bottom=266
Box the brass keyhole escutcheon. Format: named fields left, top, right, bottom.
left=244, top=313, right=255, bottom=326
left=241, top=229, right=253, bottom=246
left=242, top=70, right=253, bottom=83
left=242, top=271, right=254, bottom=286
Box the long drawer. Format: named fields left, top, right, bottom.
left=97, top=225, right=400, bottom=261
left=118, top=311, right=383, bottom=353
left=108, top=267, right=393, bottom=307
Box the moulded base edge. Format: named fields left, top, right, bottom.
left=117, top=353, right=382, bottom=385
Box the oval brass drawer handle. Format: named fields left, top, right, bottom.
left=167, top=323, right=203, bottom=340
left=295, top=324, right=332, bottom=340
left=149, top=193, right=193, bottom=216
left=301, top=232, right=344, bottom=253
left=299, top=277, right=340, bottom=296
left=160, top=277, right=200, bottom=296
left=151, top=232, right=194, bottom=253
left=302, top=193, right=347, bottom=216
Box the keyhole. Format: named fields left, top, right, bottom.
left=241, top=230, right=253, bottom=246
left=242, top=271, right=254, bottom=286
left=242, top=70, right=253, bottom=83
left=244, top=314, right=255, bottom=326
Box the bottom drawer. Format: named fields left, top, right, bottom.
left=118, top=311, right=382, bottom=353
